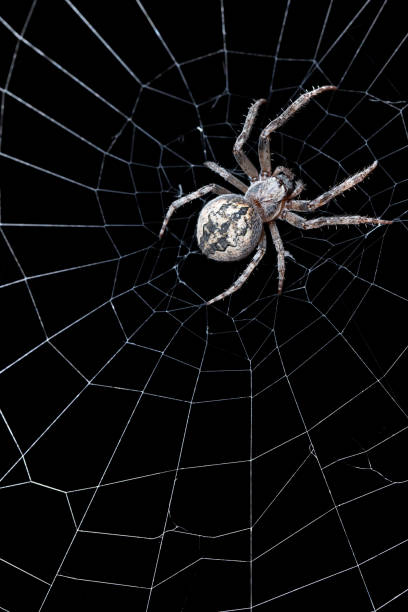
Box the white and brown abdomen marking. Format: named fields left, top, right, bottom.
left=196, top=194, right=263, bottom=262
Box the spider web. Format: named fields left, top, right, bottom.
left=0, top=1, right=407, bottom=610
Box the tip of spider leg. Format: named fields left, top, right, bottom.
left=206, top=293, right=227, bottom=305
left=284, top=250, right=295, bottom=261
left=309, top=85, right=337, bottom=97
left=317, top=85, right=337, bottom=92
left=249, top=98, right=267, bottom=111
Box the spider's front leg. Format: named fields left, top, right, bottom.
left=281, top=210, right=392, bottom=230
left=233, top=98, right=266, bottom=181
left=258, top=85, right=337, bottom=176
left=206, top=231, right=267, bottom=305
left=287, top=161, right=379, bottom=212
left=159, top=184, right=229, bottom=239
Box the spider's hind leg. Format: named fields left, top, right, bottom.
left=159, top=184, right=229, bottom=238
left=206, top=231, right=267, bottom=305
left=269, top=221, right=287, bottom=295
left=204, top=161, right=248, bottom=193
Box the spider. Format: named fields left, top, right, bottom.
left=159, top=86, right=392, bottom=304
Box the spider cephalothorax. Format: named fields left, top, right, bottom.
left=159, top=86, right=392, bottom=304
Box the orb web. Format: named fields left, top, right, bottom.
left=0, top=1, right=407, bottom=610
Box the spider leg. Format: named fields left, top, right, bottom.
left=269, top=221, right=287, bottom=294
left=272, top=166, right=305, bottom=199
left=204, top=161, right=248, bottom=193
left=290, top=180, right=305, bottom=199
left=233, top=98, right=267, bottom=181
left=281, top=209, right=392, bottom=230
left=272, top=165, right=295, bottom=178
left=206, top=231, right=267, bottom=305
left=286, top=161, right=378, bottom=211
left=258, top=85, right=337, bottom=177
left=159, top=184, right=230, bottom=239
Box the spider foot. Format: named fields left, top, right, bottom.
left=277, top=278, right=285, bottom=295
left=284, top=250, right=296, bottom=261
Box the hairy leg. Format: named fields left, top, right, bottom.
left=269, top=221, right=286, bottom=294
left=258, top=85, right=337, bottom=177
left=287, top=161, right=378, bottom=212
left=233, top=98, right=266, bottom=181
left=159, top=184, right=230, bottom=238
left=207, top=231, right=267, bottom=305
left=272, top=165, right=305, bottom=199
left=289, top=180, right=305, bottom=199
left=204, top=161, right=248, bottom=193
left=281, top=209, right=392, bottom=230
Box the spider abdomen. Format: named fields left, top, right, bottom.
left=196, top=194, right=263, bottom=262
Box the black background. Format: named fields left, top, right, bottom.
left=0, top=1, right=407, bottom=611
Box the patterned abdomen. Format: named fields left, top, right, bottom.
left=196, top=194, right=263, bottom=262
